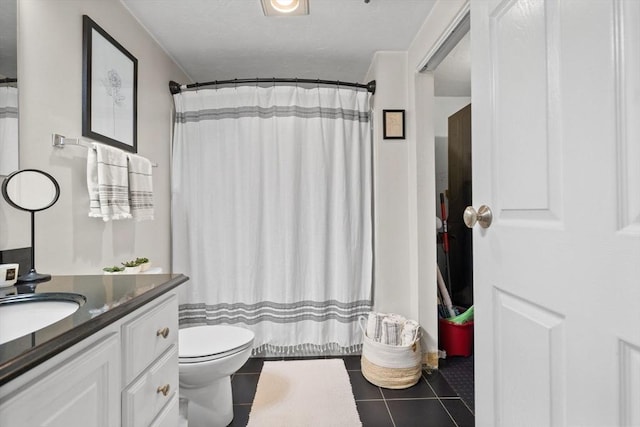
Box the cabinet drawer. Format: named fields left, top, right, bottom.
left=122, top=345, right=178, bottom=427
left=122, top=294, right=178, bottom=382
left=150, top=393, right=179, bottom=427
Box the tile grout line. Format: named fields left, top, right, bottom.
left=380, top=386, right=397, bottom=427
left=426, top=367, right=476, bottom=416
left=422, top=371, right=460, bottom=427
left=382, top=397, right=443, bottom=401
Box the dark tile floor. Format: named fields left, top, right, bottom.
left=229, top=356, right=475, bottom=427
left=438, top=355, right=474, bottom=412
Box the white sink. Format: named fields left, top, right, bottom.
left=0, top=293, right=85, bottom=345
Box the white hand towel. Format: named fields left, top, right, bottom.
left=381, top=314, right=405, bottom=346
left=87, top=143, right=131, bottom=221
left=366, top=311, right=387, bottom=342
left=127, top=153, right=154, bottom=221
left=401, top=320, right=420, bottom=346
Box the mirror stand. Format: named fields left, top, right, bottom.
left=18, top=211, right=51, bottom=283
left=1, top=169, right=60, bottom=284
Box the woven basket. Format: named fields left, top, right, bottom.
left=359, top=318, right=422, bottom=389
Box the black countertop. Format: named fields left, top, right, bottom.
left=0, top=274, right=189, bottom=386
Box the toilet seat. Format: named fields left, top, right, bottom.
left=179, top=325, right=254, bottom=363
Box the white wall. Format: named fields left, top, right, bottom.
left=408, top=0, right=469, bottom=363
left=435, top=97, right=472, bottom=138
left=365, top=52, right=415, bottom=319
left=0, top=0, right=189, bottom=274
left=365, top=0, right=469, bottom=364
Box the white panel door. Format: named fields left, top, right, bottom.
left=471, top=0, right=640, bottom=426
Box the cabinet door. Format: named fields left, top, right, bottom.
left=149, top=394, right=179, bottom=427
left=0, top=333, right=120, bottom=427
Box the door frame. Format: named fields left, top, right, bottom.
left=406, top=0, right=472, bottom=369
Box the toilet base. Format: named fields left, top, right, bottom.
left=180, top=375, right=234, bottom=427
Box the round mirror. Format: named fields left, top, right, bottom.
left=1, top=169, right=60, bottom=284
left=1, top=169, right=60, bottom=212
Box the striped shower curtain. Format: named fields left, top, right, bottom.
left=0, top=86, right=19, bottom=176
left=171, top=85, right=372, bottom=354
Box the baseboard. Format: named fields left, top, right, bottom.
left=422, top=351, right=439, bottom=369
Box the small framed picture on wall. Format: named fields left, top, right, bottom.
left=383, top=109, right=405, bottom=140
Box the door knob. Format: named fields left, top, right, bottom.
left=463, top=205, right=493, bottom=229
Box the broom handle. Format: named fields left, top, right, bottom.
left=437, top=266, right=457, bottom=318
left=439, top=193, right=449, bottom=253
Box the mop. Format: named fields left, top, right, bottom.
left=437, top=265, right=457, bottom=318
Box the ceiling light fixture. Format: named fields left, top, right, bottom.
left=272, top=0, right=298, bottom=13
left=261, top=0, right=309, bottom=16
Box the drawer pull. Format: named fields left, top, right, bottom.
left=156, top=327, right=170, bottom=339
left=157, top=384, right=170, bottom=396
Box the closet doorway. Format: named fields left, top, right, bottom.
left=427, top=19, right=474, bottom=410
left=432, top=30, right=472, bottom=309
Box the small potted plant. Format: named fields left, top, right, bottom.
left=102, top=265, right=124, bottom=275
left=121, top=260, right=141, bottom=274
left=134, top=257, right=151, bottom=272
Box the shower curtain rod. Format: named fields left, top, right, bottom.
left=169, top=78, right=376, bottom=95
left=0, top=78, right=17, bottom=84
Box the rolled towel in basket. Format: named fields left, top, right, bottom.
left=401, top=320, right=420, bottom=346
left=381, top=314, right=406, bottom=346
left=366, top=312, right=387, bottom=341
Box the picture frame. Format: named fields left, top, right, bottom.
left=382, top=109, right=405, bottom=140
left=82, top=15, right=138, bottom=153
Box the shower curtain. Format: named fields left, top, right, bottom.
left=0, top=86, right=19, bottom=176
left=172, top=85, right=372, bottom=354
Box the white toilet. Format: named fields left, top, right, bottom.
left=179, top=325, right=255, bottom=427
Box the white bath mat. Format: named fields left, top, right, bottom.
left=247, top=359, right=362, bottom=427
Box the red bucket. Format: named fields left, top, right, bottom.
left=438, top=318, right=474, bottom=357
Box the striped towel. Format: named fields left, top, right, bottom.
left=87, top=143, right=131, bottom=221
left=366, top=311, right=387, bottom=341
left=127, top=154, right=154, bottom=221
left=401, top=320, right=420, bottom=346
left=381, top=314, right=406, bottom=346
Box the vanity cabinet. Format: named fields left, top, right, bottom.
left=0, top=332, right=121, bottom=426
left=0, top=291, right=180, bottom=427
left=121, top=293, right=179, bottom=427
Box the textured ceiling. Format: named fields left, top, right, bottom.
left=2, top=0, right=470, bottom=95
left=121, top=0, right=438, bottom=84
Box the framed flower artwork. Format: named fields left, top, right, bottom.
left=82, top=15, right=138, bottom=153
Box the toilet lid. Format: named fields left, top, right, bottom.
left=179, top=325, right=255, bottom=358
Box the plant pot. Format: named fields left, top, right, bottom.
left=123, top=266, right=141, bottom=274
left=138, top=262, right=152, bottom=272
